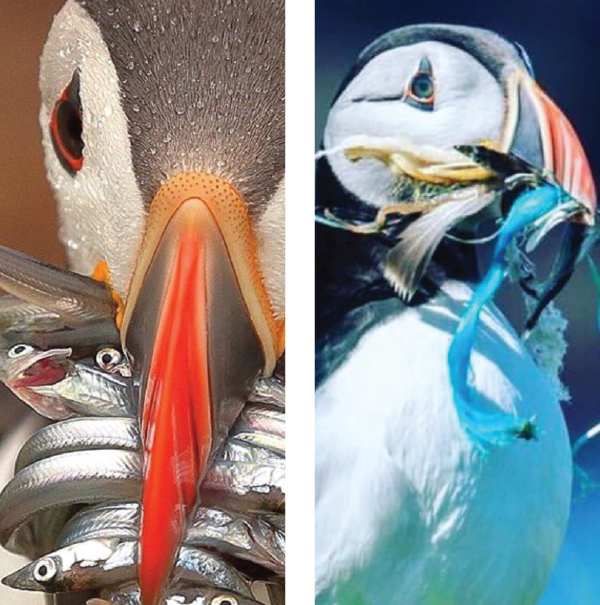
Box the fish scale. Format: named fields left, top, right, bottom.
left=0, top=351, right=285, bottom=599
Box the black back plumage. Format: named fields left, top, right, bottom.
left=315, top=155, right=482, bottom=386
left=315, top=24, right=537, bottom=384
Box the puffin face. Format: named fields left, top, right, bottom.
left=324, top=25, right=595, bottom=220
left=326, top=42, right=505, bottom=205
left=39, top=1, right=284, bottom=603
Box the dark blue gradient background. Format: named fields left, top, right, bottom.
left=316, top=1, right=600, bottom=602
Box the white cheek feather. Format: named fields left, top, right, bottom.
left=39, top=0, right=145, bottom=297
left=256, top=177, right=285, bottom=319
left=324, top=42, right=505, bottom=207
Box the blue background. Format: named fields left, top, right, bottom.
left=316, top=1, right=600, bottom=602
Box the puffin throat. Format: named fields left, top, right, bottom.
left=121, top=173, right=281, bottom=605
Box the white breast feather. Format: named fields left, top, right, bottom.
left=316, top=281, right=571, bottom=605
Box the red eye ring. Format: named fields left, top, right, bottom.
left=49, top=72, right=84, bottom=174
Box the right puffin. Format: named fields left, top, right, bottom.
left=315, top=24, right=596, bottom=605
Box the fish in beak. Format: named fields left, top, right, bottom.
left=501, top=71, right=597, bottom=325
left=120, top=172, right=283, bottom=605
left=502, top=70, right=596, bottom=223
left=339, top=67, right=597, bottom=302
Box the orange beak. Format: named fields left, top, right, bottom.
left=504, top=71, right=596, bottom=223
left=121, top=173, right=282, bottom=605
left=501, top=71, right=597, bottom=328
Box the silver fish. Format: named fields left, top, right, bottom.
left=28, top=360, right=134, bottom=418
left=3, top=540, right=251, bottom=596
left=175, top=546, right=252, bottom=596
left=202, top=460, right=285, bottom=513
left=0, top=450, right=141, bottom=552
left=0, top=296, right=59, bottom=330
left=0, top=295, right=116, bottom=349
left=57, top=503, right=284, bottom=575
left=57, top=503, right=141, bottom=548
left=0, top=342, right=74, bottom=419
left=95, top=583, right=264, bottom=605
left=2, top=538, right=136, bottom=592
left=4, top=448, right=283, bottom=555
left=248, top=377, right=285, bottom=408
left=186, top=507, right=285, bottom=575
left=221, top=439, right=283, bottom=466
left=14, top=406, right=282, bottom=472
left=229, top=404, right=285, bottom=456
left=0, top=244, right=118, bottom=325
left=0, top=342, right=133, bottom=419
left=15, top=417, right=141, bottom=471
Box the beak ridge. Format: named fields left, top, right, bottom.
left=122, top=173, right=273, bottom=605
left=512, top=75, right=596, bottom=224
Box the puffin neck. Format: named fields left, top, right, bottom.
left=315, top=158, right=396, bottom=339
left=315, top=158, right=482, bottom=342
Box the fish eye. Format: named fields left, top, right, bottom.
left=211, top=597, right=238, bottom=605
left=8, top=344, right=35, bottom=359
left=33, top=558, right=58, bottom=584
left=95, top=347, right=123, bottom=370
left=50, top=71, right=84, bottom=175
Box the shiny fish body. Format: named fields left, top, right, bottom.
left=98, top=583, right=265, bottom=605
left=0, top=296, right=59, bottom=330
left=15, top=418, right=141, bottom=471
left=4, top=446, right=283, bottom=554
left=58, top=502, right=284, bottom=574
left=236, top=404, right=285, bottom=439
left=0, top=295, right=119, bottom=351
left=0, top=339, right=131, bottom=421
left=2, top=538, right=136, bottom=592
left=58, top=503, right=141, bottom=548
left=0, top=244, right=117, bottom=324
left=19, top=456, right=283, bottom=547
left=202, top=460, right=285, bottom=513
left=0, top=335, right=285, bottom=594
left=4, top=539, right=251, bottom=596
left=29, top=363, right=134, bottom=418
left=248, top=377, right=285, bottom=408
left=0, top=344, right=75, bottom=420
left=186, top=507, right=285, bottom=575
left=222, top=439, right=284, bottom=465
left=15, top=404, right=282, bottom=470
left=0, top=450, right=141, bottom=552
left=230, top=403, right=285, bottom=456
left=175, top=546, right=252, bottom=596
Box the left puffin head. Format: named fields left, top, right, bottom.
left=39, top=1, right=284, bottom=604
left=324, top=23, right=595, bottom=222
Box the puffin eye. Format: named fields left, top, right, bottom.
left=8, top=344, right=35, bottom=359
left=410, top=74, right=434, bottom=101
left=406, top=58, right=435, bottom=111
left=95, top=347, right=123, bottom=370
left=50, top=71, right=84, bottom=175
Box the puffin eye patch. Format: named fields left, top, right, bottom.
left=50, top=71, right=84, bottom=175
left=405, top=57, right=435, bottom=112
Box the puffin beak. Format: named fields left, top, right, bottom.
left=120, top=173, right=282, bottom=605
left=505, top=71, right=596, bottom=223
left=502, top=72, right=597, bottom=329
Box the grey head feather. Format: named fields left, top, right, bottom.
left=76, top=0, right=284, bottom=216
left=334, top=24, right=529, bottom=105
left=358, top=24, right=524, bottom=79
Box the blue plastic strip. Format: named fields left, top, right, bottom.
left=448, top=185, right=563, bottom=450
